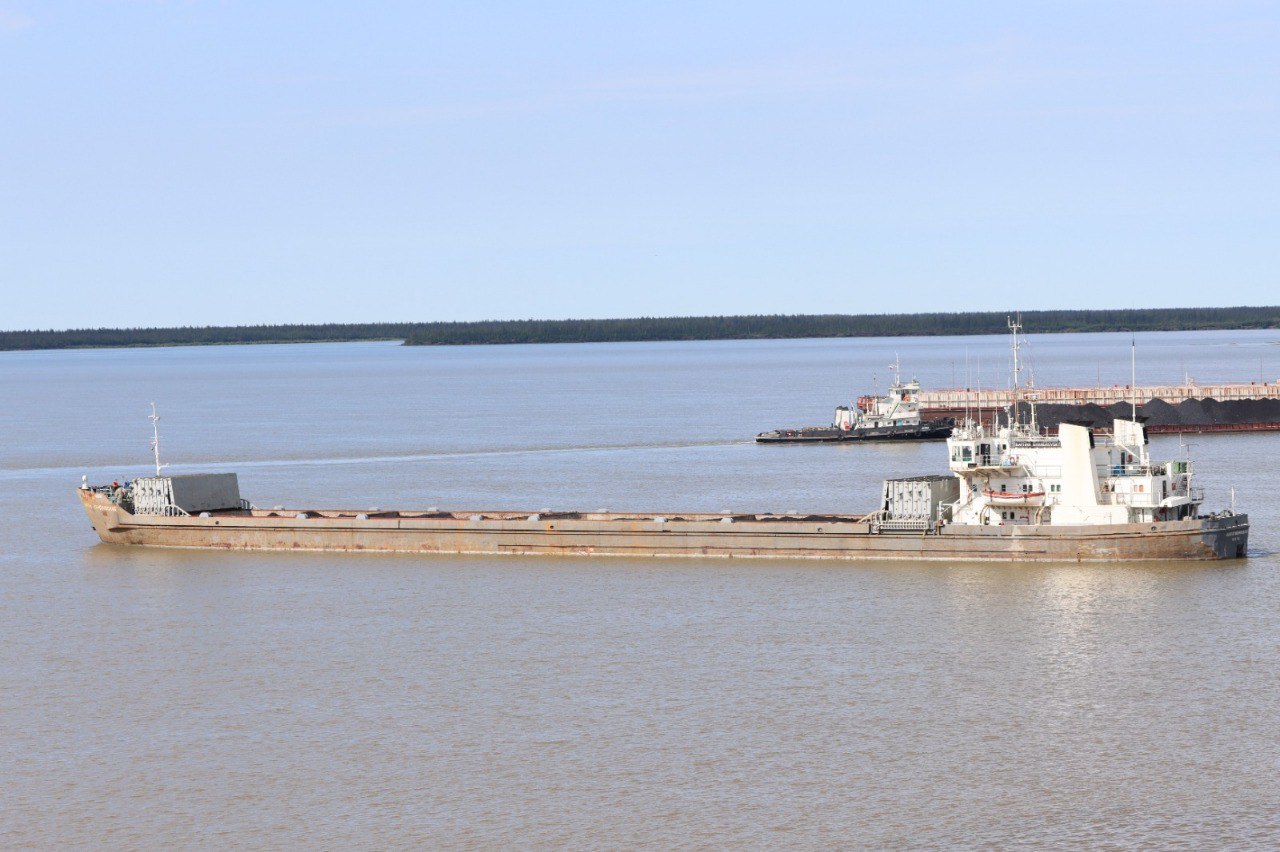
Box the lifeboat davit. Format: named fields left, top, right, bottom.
left=983, top=489, right=1046, bottom=506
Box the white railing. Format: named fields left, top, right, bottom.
left=1108, top=487, right=1204, bottom=508
left=1107, top=493, right=1163, bottom=508
left=1018, top=464, right=1062, bottom=478
left=1098, top=463, right=1163, bottom=478
left=917, top=382, right=1280, bottom=408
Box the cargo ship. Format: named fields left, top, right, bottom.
left=756, top=365, right=954, bottom=443
left=80, top=378, right=1248, bottom=562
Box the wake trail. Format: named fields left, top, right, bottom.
left=0, top=439, right=753, bottom=482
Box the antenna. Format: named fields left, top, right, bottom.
left=1023, top=322, right=1039, bottom=431
left=964, top=348, right=971, bottom=427
left=976, top=353, right=982, bottom=430
left=1130, top=336, right=1137, bottom=423
left=1008, top=314, right=1022, bottom=427
left=149, top=402, right=168, bottom=477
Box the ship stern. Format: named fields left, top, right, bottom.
left=1200, top=513, right=1249, bottom=559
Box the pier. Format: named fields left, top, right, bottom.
left=911, top=380, right=1280, bottom=409
left=889, top=381, right=1280, bottom=435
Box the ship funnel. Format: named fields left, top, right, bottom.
left=1114, top=418, right=1147, bottom=448
left=1053, top=423, right=1103, bottom=522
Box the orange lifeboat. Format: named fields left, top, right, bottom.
left=983, top=488, right=1046, bottom=506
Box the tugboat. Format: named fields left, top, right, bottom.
left=756, top=364, right=954, bottom=443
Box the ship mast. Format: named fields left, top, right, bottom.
left=1128, top=336, right=1148, bottom=465
left=1130, top=336, right=1137, bottom=423
left=149, top=402, right=168, bottom=477
left=964, top=348, right=971, bottom=428
left=1008, top=314, right=1022, bottom=428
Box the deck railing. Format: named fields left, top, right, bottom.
left=917, top=382, right=1280, bottom=408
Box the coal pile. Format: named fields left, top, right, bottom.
left=1025, top=397, right=1280, bottom=430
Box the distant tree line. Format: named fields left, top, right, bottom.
left=403, top=308, right=1280, bottom=345
left=0, top=323, right=421, bottom=351
left=3, top=307, right=1279, bottom=352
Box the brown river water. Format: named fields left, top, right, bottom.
left=2, top=331, right=1279, bottom=847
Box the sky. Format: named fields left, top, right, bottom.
left=1, top=1, right=1277, bottom=330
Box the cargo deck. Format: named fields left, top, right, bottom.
left=79, top=488, right=1248, bottom=562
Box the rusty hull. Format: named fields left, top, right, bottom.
left=79, top=490, right=1249, bottom=562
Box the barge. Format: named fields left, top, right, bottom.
left=80, top=415, right=1248, bottom=562
left=919, top=378, right=1280, bottom=435
left=79, top=335, right=1249, bottom=563
left=76, top=485, right=1249, bottom=562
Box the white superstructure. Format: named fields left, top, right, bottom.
left=941, top=318, right=1202, bottom=528
left=944, top=417, right=1199, bottom=527
left=836, top=361, right=926, bottom=430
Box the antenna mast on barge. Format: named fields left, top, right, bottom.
left=149, top=402, right=168, bottom=477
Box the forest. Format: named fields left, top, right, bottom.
left=3, top=307, right=1279, bottom=351
left=401, top=308, right=1280, bottom=345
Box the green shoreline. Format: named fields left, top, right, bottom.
left=3, top=308, right=1279, bottom=352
